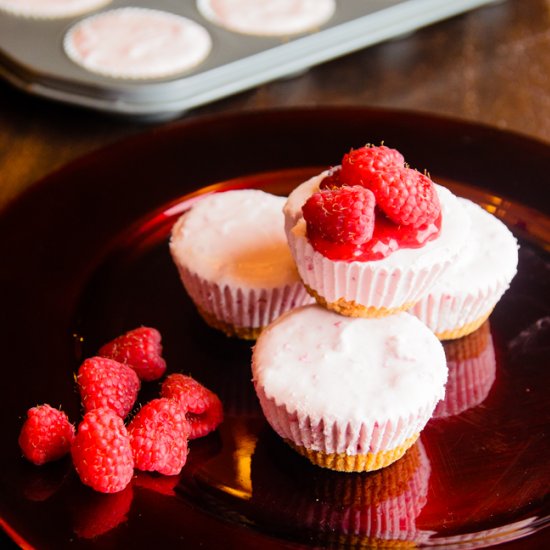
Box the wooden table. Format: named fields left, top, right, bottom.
left=1, top=0, right=549, bottom=211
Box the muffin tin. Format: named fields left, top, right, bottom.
left=0, top=0, right=498, bottom=119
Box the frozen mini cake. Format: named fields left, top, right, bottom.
left=64, top=7, right=212, bottom=80
left=410, top=198, right=518, bottom=340
left=284, top=145, right=470, bottom=317
left=252, top=304, right=447, bottom=472
left=169, top=189, right=312, bottom=340
left=197, top=0, right=336, bottom=36
left=0, top=0, right=110, bottom=19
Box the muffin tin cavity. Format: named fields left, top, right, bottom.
left=0, top=0, right=498, bottom=118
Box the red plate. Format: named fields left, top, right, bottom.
left=0, top=108, right=548, bottom=549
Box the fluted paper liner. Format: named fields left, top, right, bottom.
left=175, top=264, right=312, bottom=339
left=410, top=278, right=511, bottom=340
left=288, top=229, right=452, bottom=317
left=255, top=384, right=440, bottom=472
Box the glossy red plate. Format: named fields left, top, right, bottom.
left=0, top=108, right=548, bottom=549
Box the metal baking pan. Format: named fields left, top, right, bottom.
left=0, top=0, right=500, bottom=119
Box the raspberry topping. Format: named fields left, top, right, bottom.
left=18, top=404, right=75, bottom=465
left=128, top=398, right=190, bottom=476
left=366, top=167, right=441, bottom=228
left=71, top=408, right=134, bottom=494
left=302, top=186, right=376, bottom=246
left=98, top=327, right=166, bottom=382
left=161, top=374, right=223, bottom=440
left=339, top=145, right=405, bottom=188
left=77, top=357, right=140, bottom=419
left=301, top=145, right=442, bottom=260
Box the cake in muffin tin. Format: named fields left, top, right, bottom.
left=63, top=7, right=212, bottom=80
left=0, top=0, right=110, bottom=19
left=197, top=0, right=336, bottom=36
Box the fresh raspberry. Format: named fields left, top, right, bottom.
left=367, top=167, right=441, bottom=228
left=161, top=374, right=223, bottom=440
left=128, top=398, right=190, bottom=476
left=98, top=327, right=166, bottom=382
left=302, top=186, right=376, bottom=245
left=77, top=357, right=140, bottom=419
left=339, top=145, right=405, bottom=188
left=71, top=408, right=134, bottom=494
left=18, top=404, right=75, bottom=465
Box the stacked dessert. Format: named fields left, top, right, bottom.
left=252, top=144, right=517, bottom=473
left=169, top=144, right=518, bottom=474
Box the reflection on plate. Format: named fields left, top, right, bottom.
left=0, top=108, right=548, bottom=548
left=434, top=321, right=496, bottom=419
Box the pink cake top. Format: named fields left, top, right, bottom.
left=0, top=0, right=110, bottom=18
left=253, top=304, right=447, bottom=424
left=197, top=0, right=336, bottom=36
left=63, top=7, right=212, bottom=80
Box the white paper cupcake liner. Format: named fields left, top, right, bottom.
left=410, top=278, right=511, bottom=339
left=176, top=264, right=312, bottom=331
left=288, top=229, right=451, bottom=314
left=255, top=384, right=440, bottom=456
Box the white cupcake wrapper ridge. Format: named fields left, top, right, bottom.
left=410, top=278, right=511, bottom=336
left=176, top=264, right=312, bottom=329
left=288, top=230, right=452, bottom=311
left=255, top=384, right=440, bottom=456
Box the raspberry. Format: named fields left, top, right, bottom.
left=128, top=398, right=190, bottom=476
left=367, top=167, right=441, bottom=228
left=340, top=145, right=405, bottom=188
left=77, top=357, right=140, bottom=419
left=71, top=408, right=134, bottom=494
left=18, top=404, right=75, bottom=465
left=302, top=186, right=376, bottom=245
left=161, top=374, right=223, bottom=440
left=98, top=327, right=166, bottom=382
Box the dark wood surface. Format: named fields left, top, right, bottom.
left=1, top=0, right=549, bottom=211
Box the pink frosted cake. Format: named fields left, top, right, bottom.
left=252, top=304, right=447, bottom=472
left=64, top=7, right=212, bottom=80
left=0, top=0, right=110, bottom=19
left=197, top=0, right=336, bottom=36
left=169, top=189, right=312, bottom=340
left=410, top=198, right=518, bottom=340
left=284, top=146, right=470, bottom=318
